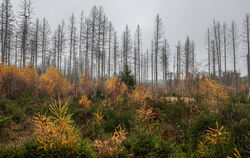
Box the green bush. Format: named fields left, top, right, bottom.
left=231, top=120, right=250, bottom=157
left=187, top=111, right=218, bottom=146
left=0, top=99, right=25, bottom=123
left=7, top=104, right=25, bottom=123
left=230, top=94, right=250, bottom=104
left=169, top=144, right=199, bottom=158
left=125, top=131, right=155, bottom=158
left=17, top=92, right=33, bottom=107
left=76, top=139, right=97, bottom=158
left=153, top=137, right=174, bottom=158
left=219, top=104, right=248, bottom=127
left=103, top=109, right=135, bottom=133
left=68, top=105, right=86, bottom=124
left=200, top=138, right=233, bottom=158
left=0, top=140, right=43, bottom=158
left=159, top=100, right=189, bottom=126
left=0, top=138, right=97, bottom=158
left=23, top=104, right=39, bottom=116
left=0, top=114, right=10, bottom=135
left=0, top=146, right=21, bottom=158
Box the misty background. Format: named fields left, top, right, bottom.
left=12, top=0, right=250, bottom=75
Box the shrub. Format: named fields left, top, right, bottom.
left=103, top=109, right=135, bottom=133
left=79, top=94, right=91, bottom=107
left=230, top=94, right=250, bottom=104
left=136, top=102, right=155, bottom=123
left=23, top=66, right=40, bottom=95
left=196, top=121, right=233, bottom=157
left=17, top=92, right=33, bottom=107
left=161, top=100, right=188, bottom=126
left=33, top=98, right=79, bottom=152
left=219, top=104, right=248, bottom=127
left=129, top=85, right=152, bottom=105
left=198, top=78, right=228, bottom=111
left=1, top=138, right=97, bottom=158
left=188, top=111, right=218, bottom=145
left=94, top=125, right=127, bottom=158
left=76, top=139, right=97, bottom=158
left=0, top=65, right=39, bottom=98
left=153, top=137, right=173, bottom=158
left=125, top=131, right=155, bottom=157
left=0, top=114, right=10, bottom=135
left=0, top=100, right=25, bottom=123
left=20, top=138, right=88, bottom=158
left=104, top=76, right=127, bottom=100
left=80, top=72, right=94, bottom=97
left=8, top=105, right=25, bottom=123
left=231, top=120, right=250, bottom=157
left=169, top=144, right=199, bottom=158
left=39, top=67, right=68, bottom=97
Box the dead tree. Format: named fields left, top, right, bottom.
left=19, top=0, right=32, bottom=68
left=153, top=14, right=165, bottom=86
left=134, top=25, right=142, bottom=83
left=242, top=14, right=250, bottom=96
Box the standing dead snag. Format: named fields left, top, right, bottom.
left=153, top=14, right=165, bottom=86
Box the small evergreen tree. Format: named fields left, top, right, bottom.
left=118, top=65, right=136, bottom=91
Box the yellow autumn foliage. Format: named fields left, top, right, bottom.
left=198, top=78, right=228, bottom=107
left=129, top=85, right=152, bottom=104
left=0, top=65, right=39, bottom=97
left=198, top=121, right=227, bottom=155
left=104, top=76, right=127, bottom=99
left=205, top=121, right=227, bottom=145
left=136, top=102, right=155, bottom=123
left=40, top=66, right=68, bottom=97
left=94, top=111, right=104, bottom=127
left=227, top=148, right=242, bottom=158
left=33, top=98, right=79, bottom=151
left=79, top=94, right=91, bottom=107
left=94, top=125, right=127, bottom=157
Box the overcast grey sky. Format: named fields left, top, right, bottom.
left=12, top=0, right=250, bottom=75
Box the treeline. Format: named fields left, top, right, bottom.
left=0, top=0, right=167, bottom=85
left=0, top=0, right=249, bottom=92
left=204, top=17, right=250, bottom=94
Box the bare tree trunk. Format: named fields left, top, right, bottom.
left=185, top=37, right=190, bottom=80
left=146, top=49, right=149, bottom=83
left=113, top=32, right=117, bottom=76
left=223, top=23, right=227, bottom=85
left=84, top=19, right=89, bottom=73
left=207, top=29, right=211, bottom=75
left=232, top=21, right=237, bottom=95
left=90, top=7, right=97, bottom=78
left=243, top=14, right=250, bottom=97
left=134, top=40, right=137, bottom=80
left=102, top=15, right=107, bottom=79
left=177, top=41, right=181, bottom=81
left=34, top=19, right=39, bottom=68
left=108, top=22, right=112, bottom=78
left=69, top=14, right=75, bottom=81
left=59, top=21, right=65, bottom=72
left=217, top=22, right=222, bottom=79
left=15, top=33, right=18, bottom=66
left=1, top=3, right=4, bottom=64
left=151, top=40, right=154, bottom=87
left=79, top=11, right=84, bottom=74
left=212, top=40, right=216, bottom=79
left=41, top=18, right=47, bottom=71
left=153, top=15, right=164, bottom=86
